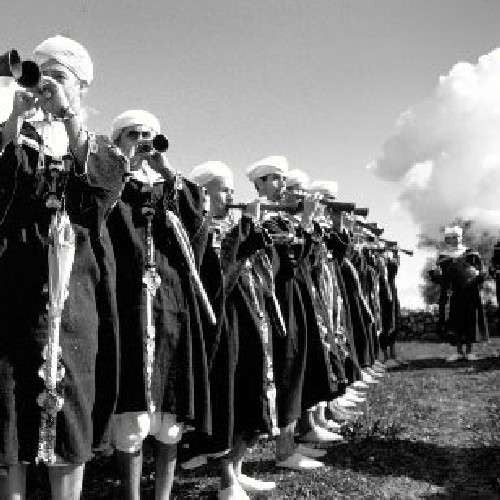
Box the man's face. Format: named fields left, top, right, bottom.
left=444, top=234, right=460, bottom=248
left=255, top=174, right=286, bottom=201
left=285, top=183, right=304, bottom=197
left=117, top=125, right=153, bottom=159
left=205, top=178, right=232, bottom=217
left=40, top=61, right=83, bottom=110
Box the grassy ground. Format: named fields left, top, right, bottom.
left=28, top=339, right=500, bottom=499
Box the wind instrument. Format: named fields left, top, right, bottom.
left=0, top=49, right=40, bottom=87
left=141, top=196, right=161, bottom=414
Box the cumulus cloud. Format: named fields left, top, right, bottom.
left=371, top=48, right=500, bottom=308
left=371, top=48, right=500, bottom=238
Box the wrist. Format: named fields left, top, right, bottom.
left=57, top=105, right=77, bottom=121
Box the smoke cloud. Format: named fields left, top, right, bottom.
left=370, top=48, right=500, bottom=239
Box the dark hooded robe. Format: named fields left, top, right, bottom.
left=300, top=233, right=342, bottom=406
left=380, top=253, right=400, bottom=350
left=107, top=171, right=211, bottom=434
left=341, top=254, right=374, bottom=369
left=0, top=124, right=124, bottom=464
left=325, top=230, right=363, bottom=384
left=431, top=248, right=489, bottom=346
left=310, top=238, right=347, bottom=394
left=195, top=216, right=279, bottom=453
left=262, top=214, right=309, bottom=427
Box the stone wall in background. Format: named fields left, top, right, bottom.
left=398, top=304, right=498, bottom=340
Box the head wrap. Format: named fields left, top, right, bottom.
left=246, top=155, right=288, bottom=181
left=310, top=180, right=339, bottom=198
left=287, top=169, right=310, bottom=189
left=111, top=109, right=161, bottom=142
left=444, top=226, right=463, bottom=238
left=189, top=161, right=234, bottom=190
left=33, top=35, right=93, bottom=85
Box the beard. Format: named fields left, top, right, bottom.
left=36, top=119, right=69, bottom=158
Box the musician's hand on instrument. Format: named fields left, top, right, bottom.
left=432, top=266, right=442, bottom=277
left=38, top=75, right=71, bottom=117
left=465, top=266, right=479, bottom=280
left=302, top=196, right=318, bottom=218
left=301, top=196, right=318, bottom=228
left=129, top=151, right=150, bottom=171
left=1, top=90, right=39, bottom=148
left=149, top=151, right=175, bottom=175
left=243, top=199, right=261, bottom=221
left=11, top=89, right=39, bottom=119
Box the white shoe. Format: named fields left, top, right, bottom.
left=180, top=454, right=207, bottom=470
left=207, top=450, right=231, bottom=459
left=345, top=387, right=366, bottom=398
left=330, top=405, right=363, bottom=420
left=465, top=353, right=479, bottom=361
left=237, top=474, right=276, bottom=493
left=219, top=483, right=250, bottom=500
left=366, top=367, right=384, bottom=378
left=276, top=452, right=324, bottom=470
left=325, top=419, right=341, bottom=431
left=445, top=353, right=462, bottom=363
left=361, top=371, right=379, bottom=384
left=298, top=426, right=344, bottom=446
left=384, top=359, right=400, bottom=369
left=346, top=386, right=365, bottom=394
left=344, top=392, right=366, bottom=403
left=352, top=380, right=369, bottom=390
left=296, top=444, right=327, bottom=458
left=335, top=397, right=358, bottom=408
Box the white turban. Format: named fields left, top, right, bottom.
left=246, top=155, right=288, bottom=181
left=286, top=169, right=310, bottom=189
left=310, top=180, right=339, bottom=198
left=444, top=226, right=463, bottom=238
left=189, top=161, right=234, bottom=190
left=33, top=35, right=93, bottom=85
left=111, top=109, right=161, bottom=142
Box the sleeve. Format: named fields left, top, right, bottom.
left=378, top=259, right=392, bottom=304
left=0, top=123, right=43, bottom=232
left=220, top=217, right=267, bottom=296
left=66, top=134, right=127, bottom=235
left=163, top=176, right=208, bottom=268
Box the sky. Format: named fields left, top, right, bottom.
left=3, top=0, right=500, bottom=307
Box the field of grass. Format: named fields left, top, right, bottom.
left=28, top=338, right=500, bottom=499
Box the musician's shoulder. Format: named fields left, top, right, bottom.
left=81, top=133, right=127, bottom=187
left=14, top=122, right=43, bottom=153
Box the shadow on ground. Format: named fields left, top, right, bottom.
left=322, top=437, right=500, bottom=499
left=386, top=355, right=500, bottom=373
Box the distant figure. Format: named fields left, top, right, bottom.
left=381, top=249, right=401, bottom=366
left=490, top=239, right=500, bottom=318
left=429, top=226, right=489, bottom=362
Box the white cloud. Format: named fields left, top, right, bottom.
left=370, top=48, right=500, bottom=307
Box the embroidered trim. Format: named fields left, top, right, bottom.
left=143, top=217, right=161, bottom=414
left=245, top=260, right=278, bottom=430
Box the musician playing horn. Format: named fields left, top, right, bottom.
left=0, top=36, right=125, bottom=500
left=108, top=110, right=211, bottom=500
left=190, top=161, right=278, bottom=499
left=245, top=156, right=334, bottom=471
left=283, top=170, right=345, bottom=448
